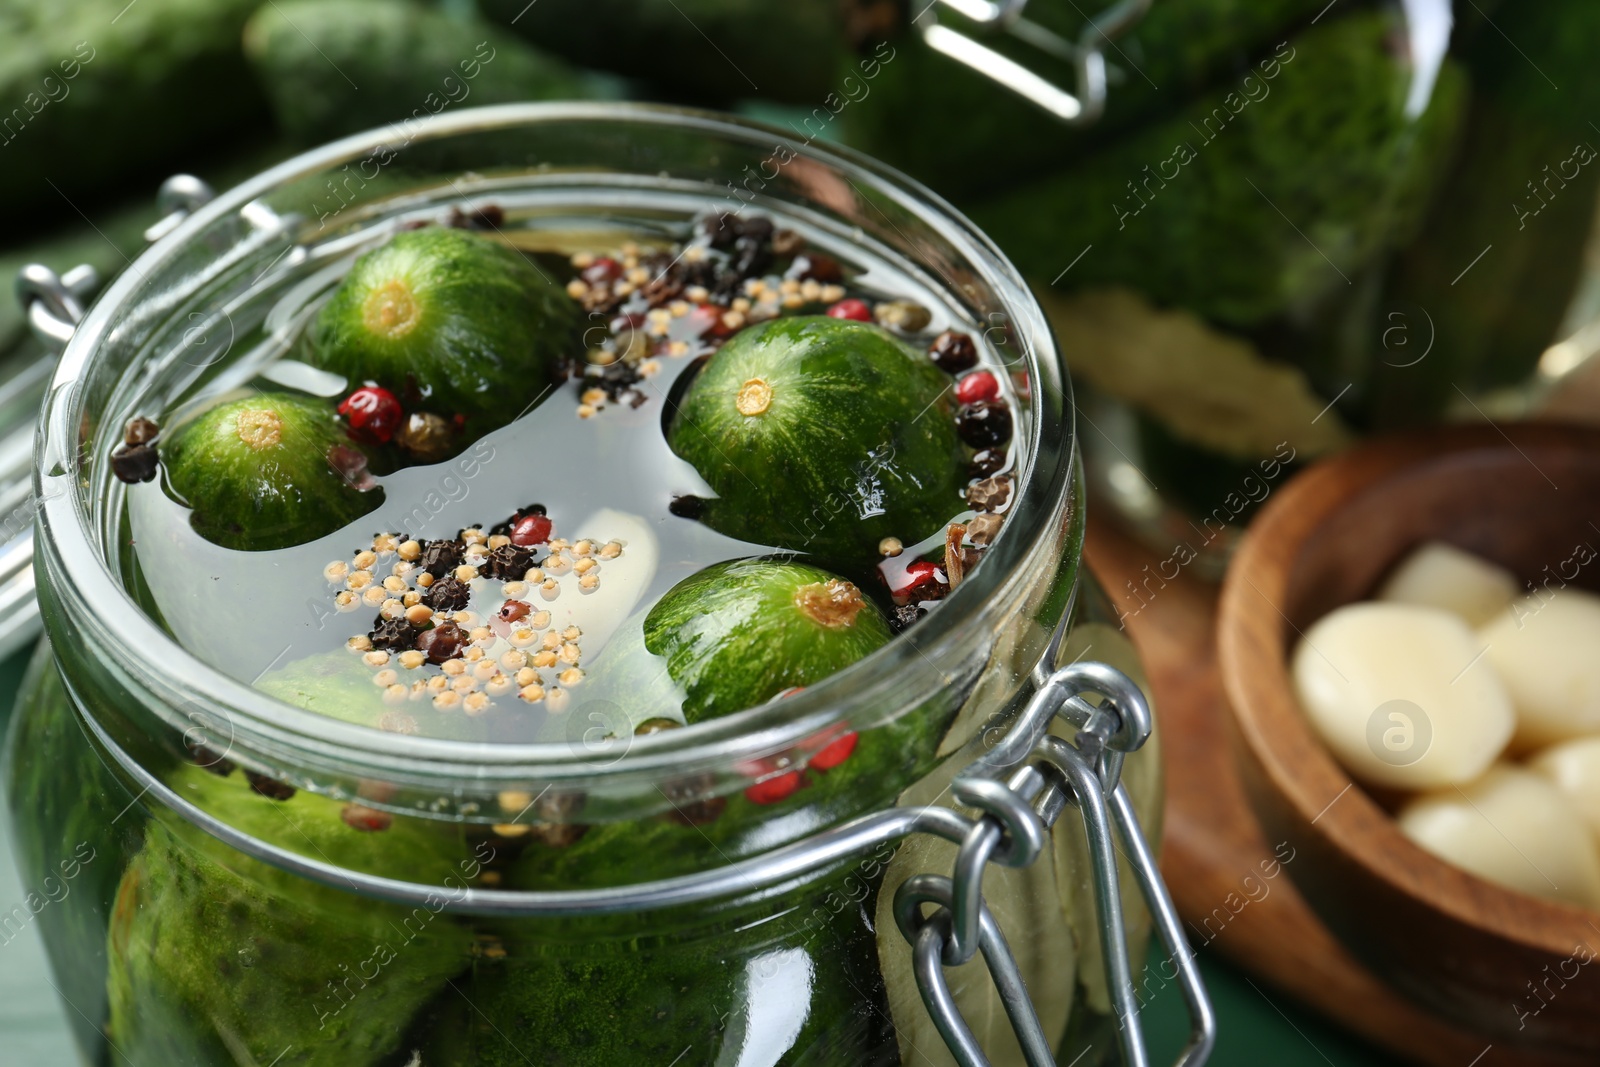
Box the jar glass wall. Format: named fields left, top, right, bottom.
left=7, top=105, right=1162, bottom=1066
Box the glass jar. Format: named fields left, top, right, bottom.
left=5, top=104, right=1192, bottom=1067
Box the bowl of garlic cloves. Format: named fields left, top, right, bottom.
left=1219, top=422, right=1600, bottom=1063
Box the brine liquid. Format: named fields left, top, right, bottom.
left=120, top=193, right=1019, bottom=743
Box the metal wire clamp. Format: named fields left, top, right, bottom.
left=917, top=0, right=1154, bottom=124
left=895, top=661, right=1216, bottom=1066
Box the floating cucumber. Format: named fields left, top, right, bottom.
left=846, top=0, right=1328, bottom=198
left=971, top=10, right=1466, bottom=327
left=665, top=316, right=967, bottom=566
left=642, top=558, right=892, bottom=724
left=162, top=392, right=380, bottom=551
left=243, top=0, right=598, bottom=145
left=308, top=227, right=575, bottom=432
left=106, top=765, right=473, bottom=1067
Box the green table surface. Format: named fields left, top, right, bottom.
left=0, top=642, right=1409, bottom=1067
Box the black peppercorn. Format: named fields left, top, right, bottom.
left=425, top=576, right=472, bottom=612
left=419, top=539, right=463, bottom=578
left=416, top=621, right=466, bottom=663
left=969, top=447, right=1006, bottom=479
left=929, top=330, right=978, bottom=374
left=699, top=212, right=739, bottom=249
left=187, top=741, right=235, bottom=777
left=737, top=216, right=775, bottom=244
left=732, top=234, right=770, bottom=277
left=669, top=494, right=706, bottom=519
left=370, top=616, right=419, bottom=653
left=245, top=771, right=296, bottom=801
left=485, top=544, right=534, bottom=580
left=111, top=443, right=159, bottom=484
left=890, top=603, right=923, bottom=633
left=956, top=400, right=1012, bottom=448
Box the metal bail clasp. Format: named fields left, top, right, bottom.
left=895, top=662, right=1215, bottom=1067
left=917, top=0, right=1153, bottom=124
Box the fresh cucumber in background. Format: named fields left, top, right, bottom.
left=476, top=0, right=862, bottom=105
left=972, top=8, right=1466, bottom=330
left=243, top=0, right=621, bottom=145
left=0, top=0, right=266, bottom=222
left=845, top=0, right=1329, bottom=199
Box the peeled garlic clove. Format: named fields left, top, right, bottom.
left=1377, top=541, right=1518, bottom=628
left=1479, top=589, right=1600, bottom=748
left=1292, top=603, right=1513, bottom=789
left=1529, top=736, right=1600, bottom=845
left=1397, top=764, right=1600, bottom=911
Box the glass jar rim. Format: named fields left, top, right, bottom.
left=34, top=101, right=1075, bottom=785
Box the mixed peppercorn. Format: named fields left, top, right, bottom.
left=322, top=507, right=625, bottom=725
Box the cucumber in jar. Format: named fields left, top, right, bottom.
left=307, top=227, right=577, bottom=438
left=161, top=391, right=383, bottom=551
left=970, top=9, right=1466, bottom=328
left=664, top=316, right=968, bottom=568
left=416, top=888, right=898, bottom=1066
left=642, top=558, right=893, bottom=724
left=105, top=764, right=474, bottom=1067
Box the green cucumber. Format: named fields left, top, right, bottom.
left=846, top=0, right=1328, bottom=198
left=971, top=10, right=1466, bottom=327
left=642, top=558, right=892, bottom=724
left=477, top=0, right=848, bottom=104
left=162, top=392, right=381, bottom=551
left=2, top=644, right=127, bottom=1059
left=106, top=765, right=473, bottom=1067
left=665, top=317, right=967, bottom=566
left=308, top=227, right=575, bottom=431
left=0, top=0, right=266, bottom=215
left=416, top=871, right=897, bottom=1066
left=243, top=0, right=602, bottom=145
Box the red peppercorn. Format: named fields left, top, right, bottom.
left=510, top=513, right=553, bottom=546
left=582, top=256, right=623, bottom=284
left=810, top=732, right=859, bottom=771
left=826, top=298, right=872, bottom=322
left=338, top=386, right=403, bottom=444
left=955, top=370, right=999, bottom=405
left=894, top=560, right=941, bottom=598
left=744, top=770, right=803, bottom=805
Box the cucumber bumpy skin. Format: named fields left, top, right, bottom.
left=106, top=766, right=473, bottom=1067
left=665, top=316, right=968, bottom=567
left=162, top=391, right=381, bottom=551
left=308, top=227, right=577, bottom=431
left=642, top=558, right=893, bottom=724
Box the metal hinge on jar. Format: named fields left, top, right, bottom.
left=916, top=0, right=1154, bottom=124
left=896, top=661, right=1215, bottom=1066
left=2, top=175, right=257, bottom=661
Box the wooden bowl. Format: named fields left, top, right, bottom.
left=1218, top=423, right=1600, bottom=1061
